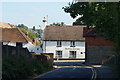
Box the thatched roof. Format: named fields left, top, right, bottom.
left=0, top=28, right=32, bottom=42
left=44, top=25, right=86, bottom=41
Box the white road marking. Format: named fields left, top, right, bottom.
left=91, top=68, right=95, bottom=80
left=91, top=67, right=97, bottom=80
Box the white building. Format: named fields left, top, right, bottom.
left=0, top=22, right=42, bottom=53
left=23, top=42, right=42, bottom=53
left=43, top=25, right=85, bottom=59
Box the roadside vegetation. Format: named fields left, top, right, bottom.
left=2, top=55, right=53, bottom=80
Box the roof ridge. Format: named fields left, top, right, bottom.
left=8, top=23, right=14, bottom=28
left=17, top=28, right=32, bottom=42
left=46, top=25, right=86, bottom=27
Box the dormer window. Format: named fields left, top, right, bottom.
left=57, top=41, right=61, bottom=47
left=70, top=41, right=75, bottom=47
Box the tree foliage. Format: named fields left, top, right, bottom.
left=19, top=27, right=36, bottom=39
left=28, top=31, right=36, bottom=39
left=50, top=22, right=65, bottom=26
left=73, top=17, right=85, bottom=25
left=16, top=24, right=28, bottom=30
left=63, top=2, right=120, bottom=51
left=35, top=29, right=43, bottom=38
left=19, top=28, right=27, bottom=34
left=15, top=24, right=42, bottom=45
left=32, top=26, right=36, bottom=31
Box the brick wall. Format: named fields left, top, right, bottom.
left=85, top=37, right=115, bottom=64
left=85, top=46, right=115, bottom=64
left=86, top=37, right=113, bottom=46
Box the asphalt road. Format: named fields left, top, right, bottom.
left=34, top=61, right=114, bottom=80
left=34, top=61, right=95, bottom=80
left=94, top=66, right=114, bottom=80
left=34, top=67, right=93, bottom=80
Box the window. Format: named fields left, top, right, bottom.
left=56, top=51, right=62, bottom=58
left=57, top=41, right=62, bottom=47
left=16, top=42, right=22, bottom=47
left=69, top=51, right=76, bottom=58
left=70, top=41, right=75, bottom=47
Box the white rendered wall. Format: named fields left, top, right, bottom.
left=3, top=42, right=42, bottom=53
left=3, top=42, right=27, bottom=47
left=23, top=42, right=42, bottom=53
left=43, top=41, right=85, bottom=59
left=3, top=42, right=16, bottom=47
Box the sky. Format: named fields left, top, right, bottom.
left=0, top=0, right=78, bottom=29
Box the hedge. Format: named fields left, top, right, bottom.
left=2, top=55, right=53, bottom=80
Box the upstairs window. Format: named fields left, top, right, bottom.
left=70, top=41, right=75, bottom=47
left=57, top=41, right=62, bottom=47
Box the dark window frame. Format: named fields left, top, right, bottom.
left=57, top=41, right=62, bottom=47
left=69, top=51, right=76, bottom=58
left=56, top=51, right=62, bottom=58
left=70, top=41, right=75, bottom=47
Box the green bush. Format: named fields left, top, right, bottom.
left=2, top=55, right=53, bottom=80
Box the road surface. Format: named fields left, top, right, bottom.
left=34, top=60, right=114, bottom=80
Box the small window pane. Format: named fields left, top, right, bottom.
left=56, top=51, right=62, bottom=58
left=69, top=51, right=76, bottom=58
left=57, top=41, right=62, bottom=47
left=70, top=41, right=75, bottom=47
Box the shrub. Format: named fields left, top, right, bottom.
left=2, top=55, right=53, bottom=80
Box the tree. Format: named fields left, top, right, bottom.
left=50, top=22, right=65, bottom=26
left=17, top=24, right=28, bottom=30
left=63, top=2, right=120, bottom=76
left=17, top=24, right=36, bottom=39
left=35, top=29, right=43, bottom=38
left=28, top=31, right=36, bottom=39
left=19, top=28, right=27, bottom=34
left=61, top=22, right=65, bottom=26
left=73, top=17, right=85, bottom=25
left=32, top=26, right=36, bottom=31
left=63, top=2, right=120, bottom=51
